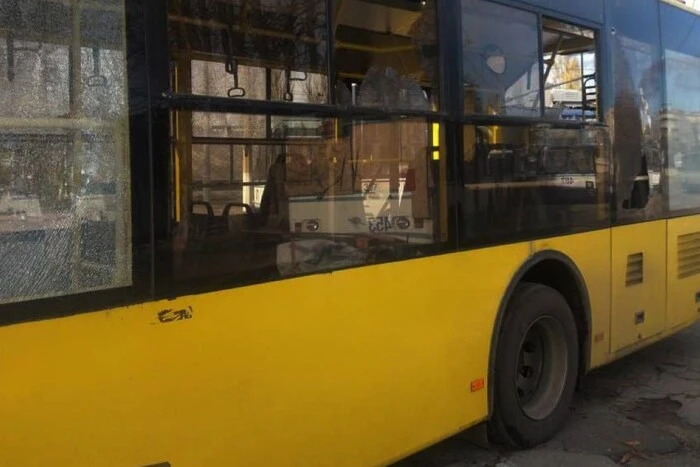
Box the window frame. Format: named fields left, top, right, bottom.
left=457, top=0, right=603, bottom=129
left=455, top=0, right=610, bottom=247
left=151, top=0, right=454, bottom=300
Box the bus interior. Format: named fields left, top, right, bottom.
left=166, top=0, right=442, bottom=285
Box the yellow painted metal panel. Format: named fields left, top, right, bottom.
left=667, top=215, right=700, bottom=329
left=533, top=229, right=612, bottom=370
left=432, top=123, right=440, bottom=160
left=610, top=220, right=667, bottom=353
left=0, top=243, right=529, bottom=467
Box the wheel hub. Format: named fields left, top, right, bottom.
left=514, top=315, right=569, bottom=421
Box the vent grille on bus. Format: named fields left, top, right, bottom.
left=626, top=253, right=644, bottom=286
left=678, top=232, right=700, bottom=279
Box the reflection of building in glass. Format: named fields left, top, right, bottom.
left=662, top=109, right=700, bottom=199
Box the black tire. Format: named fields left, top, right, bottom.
left=488, top=282, right=579, bottom=448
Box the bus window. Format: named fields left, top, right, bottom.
left=168, top=112, right=439, bottom=288
left=661, top=3, right=700, bottom=212
left=333, top=0, right=438, bottom=111
left=0, top=0, right=131, bottom=303
left=541, top=19, right=597, bottom=123
left=168, top=0, right=329, bottom=104
left=462, top=123, right=610, bottom=243
left=608, top=0, right=665, bottom=218
left=461, top=0, right=540, bottom=117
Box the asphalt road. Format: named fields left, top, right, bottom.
left=392, top=322, right=700, bottom=467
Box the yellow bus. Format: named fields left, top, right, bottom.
left=1, top=0, right=700, bottom=465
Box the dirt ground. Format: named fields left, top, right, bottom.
left=392, top=323, right=700, bottom=467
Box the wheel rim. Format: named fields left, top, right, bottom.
left=514, top=315, right=569, bottom=421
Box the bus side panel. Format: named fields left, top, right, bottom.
left=0, top=244, right=530, bottom=467
left=667, top=214, right=700, bottom=330
left=610, top=220, right=667, bottom=353
left=532, top=229, right=612, bottom=370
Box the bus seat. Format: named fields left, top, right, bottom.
left=223, top=202, right=254, bottom=233
left=190, top=201, right=214, bottom=238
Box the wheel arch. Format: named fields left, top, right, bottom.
left=487, top=250, right=592, bottom=417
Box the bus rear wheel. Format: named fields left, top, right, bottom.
left=489, top=282, right=579, bottom=448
